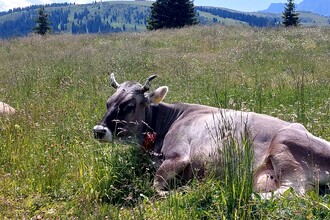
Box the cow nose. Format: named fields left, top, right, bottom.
left=93, top=126, right=106, bottom=139
left=93, top=125, right=113, bottom=142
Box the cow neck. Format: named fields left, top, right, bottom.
left=149, top=103, right=185, bottom=136
left=141, top=105, right=158, bottom=152
left=144, top=104, right=158, bottom=133
left=142, top=103, right=184, bottom=153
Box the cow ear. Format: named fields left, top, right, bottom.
left=148, top=86, right=168, bottom=104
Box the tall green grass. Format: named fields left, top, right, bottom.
left=0, top=26, right=329, bottom=218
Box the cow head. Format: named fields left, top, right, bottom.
left=93, top=73, right=168, bottom=143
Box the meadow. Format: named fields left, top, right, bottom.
left=0, top=25, right=329, bottom=218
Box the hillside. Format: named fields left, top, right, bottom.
left=0, top=1, right=152, bottom=38
left=0, top=1, right=329, bottom=39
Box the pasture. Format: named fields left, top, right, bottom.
left=0, top=25, right=329, bottom=218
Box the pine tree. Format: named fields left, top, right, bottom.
left=34, top=7, right=51, bottom=35
left=282, top=0, right=300, bottom=27
left=147, top=0, right=197, bottom=30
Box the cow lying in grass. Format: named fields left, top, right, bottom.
left=93, top=74, right=330, bottom=198
left=0, top=101, right=16, bottom=115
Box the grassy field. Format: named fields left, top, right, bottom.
left=0, top=25, right=329, bottom=218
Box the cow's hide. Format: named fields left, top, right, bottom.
left=0, top=102, right=16, bottom=115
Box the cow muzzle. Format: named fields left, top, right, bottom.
left=93, top=125, right=113, bottom=142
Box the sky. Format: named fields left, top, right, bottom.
left=0, top=0, right=304, bottom=13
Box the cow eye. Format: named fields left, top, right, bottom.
left=124, top=104, right=135, bottom=113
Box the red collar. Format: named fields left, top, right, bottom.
left=142, top=132, right=156, bottom=152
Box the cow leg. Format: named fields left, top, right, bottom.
left=153, top=155, right=190, bottom=196
left=258, top=128, right=317, bottom=199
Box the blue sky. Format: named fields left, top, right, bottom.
left=0, top=0, right=303, bottom=13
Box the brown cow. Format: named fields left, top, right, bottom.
left=93, top=74, right=330, bottom=198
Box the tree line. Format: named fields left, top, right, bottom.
left=196, top=7, right=279, bottom=27
left=0, top=3, right=71, bottom=16
left=0, top=0, right=300, bottom=38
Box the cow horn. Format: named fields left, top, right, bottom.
left=142, top=75, right=157, bottom=92
left=110, top=73, right=120, bottom=89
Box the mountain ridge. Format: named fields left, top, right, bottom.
left=262, top=0, right=330, bottom=17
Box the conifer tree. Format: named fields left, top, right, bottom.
left=34, top=7, right=51, bottom=35
left=147, top=0, right=197, bottom=30
left=282, top=0, right=300, bottom=27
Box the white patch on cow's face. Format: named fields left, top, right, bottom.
left=93, top=125, right=113, bottom=142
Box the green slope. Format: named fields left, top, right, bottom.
left=0, top=1, right=329, bottom=38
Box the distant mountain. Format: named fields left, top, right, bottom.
left=262, top=0, right=330, bottom=17
left=298, top=0, right=330, bottom=17
left=262, top=3, right=285, bottom=14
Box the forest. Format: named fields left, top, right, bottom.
left=0, top=2, right=150, bottom=38
left=196, top=6, right=280, bottom=27
left=0, top=2, right=281, bottom=39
